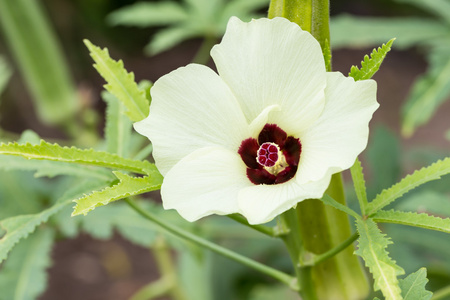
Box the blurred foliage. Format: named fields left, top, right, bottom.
left=0, top=0, right=78, bottom=128
left=0, top=0, right=449, bottom=299
left=107, top=0, right=270, bottom=59
left=331, top=0, right=450, bottom=137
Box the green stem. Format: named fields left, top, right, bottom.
left=312, top=232, right=359, bottom=265
left=125, top=199, right=298, bottom=290
left=280, top=208, right=317, bottom=299
left=228, top=214, right=277, bottom=237
left=311, top=0, right=331, bottom=70
left=192, top=36, right=217, bottom=65
left=268, top=0, right=331, bottom=71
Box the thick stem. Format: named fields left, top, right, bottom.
left=296, top=174, right=369, bottom=300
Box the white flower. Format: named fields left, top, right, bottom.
left=134, top=17, right=378, bottom=224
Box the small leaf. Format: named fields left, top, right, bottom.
left=145, top=26, right=197, bottom=55
left=84, top=39, right=149, bottom=122
left=0, top=140, right=157, bottom=175
left=355, top=218, right=404, bottom=300
left=349, top=38, right=395, bottom=81
left=366, top=157, right=450, bottom=215
left=350, top=158, right=368, bottom=215
left=0, top=228, right=54, bottom=300
left=72, top=171, right=163, bottom=216
left=321, top=194, right=361, bottom=219
left=103, top=91, right=132, bottom=157
left=373, top=209, right=450, bottom=234
left=399, top=268, right=432, bottom=300
left=107, top=2, right=188, bottom=27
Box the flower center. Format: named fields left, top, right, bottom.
left=257, top=142, right=288, bottom=175
left=238, top=123, right=302, bottom=185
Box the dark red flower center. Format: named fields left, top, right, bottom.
left=238, top=124, right=302, bottom=185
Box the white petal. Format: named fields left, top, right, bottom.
left=162, top=146, right=251, bottom=222
left=238, top=174, right=332, bottom=224
left=296, top=72, right=378, bottom=184
left=134, top=64, right=249, bottom=176
left=211, top=17, right=326, bottom=135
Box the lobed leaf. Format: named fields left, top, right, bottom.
left=373, top=209, right=450, bottom=234
left=401, top=52, right=450, bottom=137
left=349, top=38, right=395, bottom=81
left=399, top=268, right=432, bottom=300
left=366, top=157, right=450, bottom=215
left=355, top=218, right=405, bottom=300
left=72, top=171, right=163, bottom=216
left=350, top=158, right=369, bottom=215
left=0, top=180, right=105, bottom=263
left=0, top=229, right=54, bottom=300
left=0, top=140, right=158, bottom=175
left=84, top=40, right=149, bottom=122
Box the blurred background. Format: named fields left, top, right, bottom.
left=0, top=0, right=449, bottom=299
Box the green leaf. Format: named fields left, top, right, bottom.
left=320, top=194, right=361, bottom=219
left=84, top=39, right=149, bottom=122
left=348, top=38, right=395, bottom=81
left=399, top=268, right=432, bottom=300
left=355, top=218, right=405, bottom=300
left=145, top=25, right=197, bottom=55
left=331, top=15, right=448, bottom=49
left=0, top=56, right=12, bottom=97
left=0, top=0, right=77, bottom=125
left=366, top=157, right=450, bottom=215
left=0, top=155, right=114, bottom=180
left=102, top=91, right=132, bottom=157
left=107, top=2, right=188, bottom=27
left=350, top=158, right=368, bottom=215
left=401, top=52, right=450, bottom=137
left=0, top=140, right=157, bottom=175
left=373, top=210, right=450, bottom=234
left=396, top=0, right=450, bottom=22
left=0, top=180, right=105, bottom=263
left=0, top=228, right=54, bottom=300
left=72, top=171, right=162, bottom=216
left=397, top=190, right=450, bottom=217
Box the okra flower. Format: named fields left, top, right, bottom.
left=134, top=17, right=378, bottom=224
